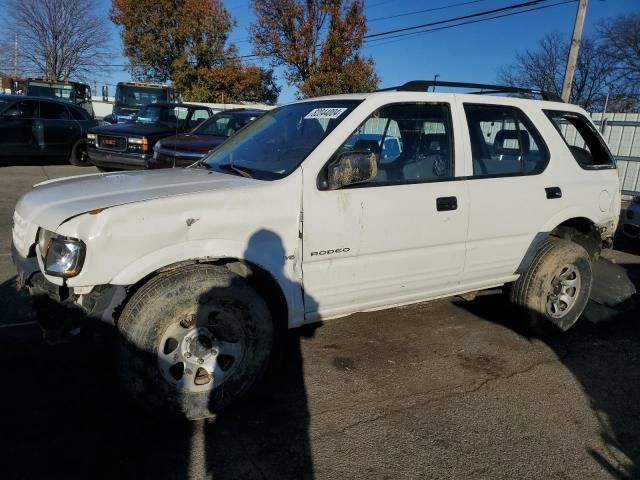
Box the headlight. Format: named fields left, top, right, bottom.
left=128, top=136, right=149, bottom=153
left=38, top=229, right=85, bottom=278
left=86, top=133, right=96, bottom=146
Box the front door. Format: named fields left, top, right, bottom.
left=302, top=101, right=469, bottom=320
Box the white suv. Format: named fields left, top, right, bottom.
left=11, top=81, right=620, bottom=419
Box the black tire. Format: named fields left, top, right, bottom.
left=115, top=264, right=273, bottom=420
left=68, top=138, right=91, bottom=166
left=509, top=237, right=592, bottom=333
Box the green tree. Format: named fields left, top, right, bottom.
left=110, top=0, right=279, bottom=103
left=250, top=0, right=379, bottom=98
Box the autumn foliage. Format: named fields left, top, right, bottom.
left=110, top=0, right=279, bottom=103
left=250, top=0, right=379, bottom=98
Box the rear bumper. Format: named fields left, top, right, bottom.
left=88, top=147, right=150, bottom=170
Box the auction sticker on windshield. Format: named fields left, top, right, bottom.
left=304, top=108, right=348, bottom=119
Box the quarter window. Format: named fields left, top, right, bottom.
left=464, top=104, right=548, bottom=176
left=333, top=103, right=454, bottom=186
left=545, top=110, right=614, bottom=169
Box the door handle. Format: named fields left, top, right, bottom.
left=545, top=187, right=562, bottom=199
left=436, top=196, right=457, bottom=211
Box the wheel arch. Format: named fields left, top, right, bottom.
left=116, top=257, right=293, bottom=335
left=516, top=215, right=602, bottom=275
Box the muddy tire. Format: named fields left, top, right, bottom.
left=115, top=264, right=273, bottom=420
left=509, top=237, right=592, bottom=333
left=68, top=139, right=91, bottom=166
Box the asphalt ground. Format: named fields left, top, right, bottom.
left=0, top=162, right=639, bottom=479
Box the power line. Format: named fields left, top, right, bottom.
left=239, top=0, right=554, bottom=59
left=362, top=0, right=577, bottom=48
left=368, top=0, right=495, bottom=22
left=227, top=0, right=496, bottom=44
left=365, top=0, right=548, bottom=40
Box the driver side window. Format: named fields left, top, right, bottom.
left=337, top=103, right=453, bottom=186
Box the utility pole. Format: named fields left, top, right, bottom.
left=561, top=0, right=588, bottom=102
left=14, top=31, right=18, bottom=77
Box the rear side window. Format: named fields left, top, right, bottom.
left=464, top=104, right=548, bottom=177
left=40, top=101, right=70, bottom=120
left=545, top=110, right=614, bottom=169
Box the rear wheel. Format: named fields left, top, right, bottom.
left=68, top=139, right=91, bottom=166
left=115, top=265, right=273, bottom=419
left=509, top=238, right=592, bottom=333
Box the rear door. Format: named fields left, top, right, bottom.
left=460, top=102, right=555, bottom=286
left=0, top=100, right=39, bottom=156
left=40, top=101, right=80, bottom=156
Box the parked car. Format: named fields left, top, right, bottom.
left=148, top=109, right=265, bottom=169
left=622, top=195, right=640, bottom=239
left=86, top=103, right=213, bottom=171
left=0, top=94, right=97, bottom=166
left=12, top=81, right=620, bottom=420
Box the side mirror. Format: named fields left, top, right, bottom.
left=326, top=150, right=378, bottom=190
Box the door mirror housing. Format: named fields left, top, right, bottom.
left=325, top=150, right=378, bottom=190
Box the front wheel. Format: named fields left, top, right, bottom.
left=68, top=139, right=91, bottom=166
left=509, top=238, right=593, bottom=333
left=115, top=265, right=273, bottom=419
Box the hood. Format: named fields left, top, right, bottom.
left=16, top=168, right=254, bottom=231
left=89, top=122, right=179, bottom=136
left=157, top=133, right=227, bottom=153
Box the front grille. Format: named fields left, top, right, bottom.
left=98, top=135, right=127, bottom=151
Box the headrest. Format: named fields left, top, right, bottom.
left=494, top=129, right=530, bottom=155
left=422, top=133, right=449, bottom=153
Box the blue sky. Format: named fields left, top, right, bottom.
left=93, top=0, right=639, bottom=103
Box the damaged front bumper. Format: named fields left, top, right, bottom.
left=11, top=242, right=126, bottom=326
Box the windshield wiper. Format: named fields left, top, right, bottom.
left=217, top=163, right=253, bottom=178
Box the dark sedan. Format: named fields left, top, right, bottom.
left=0, top=95, right=97, bottom=166
left=147, top=109, right=265, bottom=169
left=86, top=103, right=214, bottom=171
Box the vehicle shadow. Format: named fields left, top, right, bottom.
left=452, top=263, right=640, bottom=479
left=0, top=229, right=317, bottom=479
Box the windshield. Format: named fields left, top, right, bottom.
left=117, top=86, right=168, bottom=108
left=26, top=82, right=74, bottom=101
left=194, top=112, right=260, bottom=137
left=132, top=105, right=188, bottom=126
left=202, top=100, right=361, bottom=179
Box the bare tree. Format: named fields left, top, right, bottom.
left=598, top=13, right=640, bottom=90
left=5, top=0, right=111, bottom=81
left=498, top=32, right=616, bottom=110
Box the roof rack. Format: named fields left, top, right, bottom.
left=376, top=80, right=563, bottom=102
